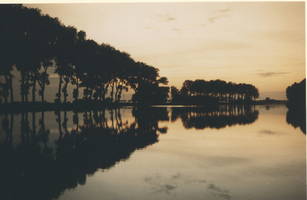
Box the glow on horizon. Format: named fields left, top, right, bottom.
left=24, top=2, right=305, bottom=100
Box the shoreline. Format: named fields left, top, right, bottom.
left=0, top=100, right=288, bottom=113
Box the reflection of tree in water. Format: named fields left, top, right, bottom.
left=172, top=105, right=259, bottom=130
left=1, top=113, right=13, bottom=142
left=132, top=106, right=169, bottom=136
left=0, top=107, right=168, bottom=200
left=286, top=78, right=306, bottom=134
left=286, top=106, right=306, bottom=134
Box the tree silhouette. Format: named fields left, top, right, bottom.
left=72, top=30, right=87, bottom=101
left=286, top=78, right=306, bottom=134
left=286, top=78, right=306, bottom=106
left=54, top=25, right=78, bottom=103
left=131, top=62, right=169, bottom=104
left=113, top=52, right=136, bottom=103
left=0, top=57, right=14, bottom=103
left=172, top=79, right=259, bottom=104
left=36, top=14, right=61, bottom=103
left=1, top=4, right=175, bottom=106
left=37, top=61, right=52, bottom=102
left=171, top=86, right=181, bottom=103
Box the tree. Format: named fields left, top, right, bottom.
left=54, top=25, right=78, bottom=103
left=286, top=78, right=306, bottom=105
left=0, top=5, right=24, bottom=103
left=0, top=56, right=14, bottom=103
left=72, top=30, right=87, bottom=101
left=180, top=80, right=193, bottom=97
left=37, top=61, right=52, bottom=102
left=77, top=39, right=101, bottom=101
left=171, top=86, right=181, bottom=103
left=132, top=82, right=169, bottom=104
left=36, top=14, right=61, bottom=103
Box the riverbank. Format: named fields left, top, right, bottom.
left=0, top=100, right=288, bottom=113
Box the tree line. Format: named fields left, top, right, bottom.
left=0, top=4, right=261, bottom=106
left=171, top=79, right=259, bottom=104
left=0, top=4, right=169, bottom=104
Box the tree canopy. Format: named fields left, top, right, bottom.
left=171, top=79, right=259, bottom=104
left=286, top=78, right=306, bottom=106
left=0, top=4, right=168, bottom=104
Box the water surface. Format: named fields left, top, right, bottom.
left=0, top=104, right=305, bottom=200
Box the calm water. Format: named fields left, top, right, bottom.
left=0, top=104, right=305, bottom=200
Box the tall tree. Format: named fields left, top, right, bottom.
left=54, top=25, right=78, bottom=103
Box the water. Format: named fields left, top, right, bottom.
left=0, top=104, right=305, bottom=200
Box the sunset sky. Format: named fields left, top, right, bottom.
left=11, top=1, right=307, bottom=100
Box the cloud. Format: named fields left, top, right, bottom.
left=206, top=40, right=251, bottom=51
left=198, top=24, right=206, bottom=27
left=208, top=7, right=230, bottom=23
left=156, top=184, right=177, bottom=194
left=259, top=129, right=276, bottom=134
left=252, top=30, right=304, bottom=45
left=208, top=14, right=229, bottom=23
left=259, top=129, right=284, bottom=135
left=256, top=71, right=289, bottom=77
left=157, top=13, right=177, bottom=22
left=219, top=8, right=230, bottom=13
left=165, top=17, right=177, bottom=22
left=144, top=177, right=153, bottom=182
left=144, top=25, right=161, bottom=32
left=194, top=179, right=206, bottom=184
left=145, top=13, right=180, bottom=32
left=207, top=184, right=231, bottom=200
left=172, top=173, right=181, bottom=179
left=172, top=28, right=181, bottom=33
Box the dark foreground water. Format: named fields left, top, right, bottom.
left=0, top=104, right=305, bottom=200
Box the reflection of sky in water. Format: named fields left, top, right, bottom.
left=0, top=104, right=305, bottom=200
left=56, top=105, right=306, bottom=200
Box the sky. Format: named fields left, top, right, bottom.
left=7, top=1, right=307, bottom=100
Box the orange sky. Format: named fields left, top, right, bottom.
left=8, top=1, right=306, bottom=100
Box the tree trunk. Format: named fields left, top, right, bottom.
left=85, top=86, right=89, bottom=100
left=76, top=79, right=79, bottom=100
left=89, top=88, right=93, bottom=100
left=41, top=86, right=45, bottom=102
left=41, top=68, right=48, bottom=103
left=115, top=82, right=119, bottom=103
left=111, top=80, right=115, bottom=102
left=57, top=75, right=63, bottom=103
left=118, top=89, right=122, bottom=102
left=4, top=75, right=8, bottom=103
left=63, top=80, right=69, bottom=104
left=21, top=71, right=25, bottom=103
left=102, top=84, right=109, bottom=102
